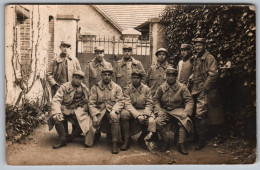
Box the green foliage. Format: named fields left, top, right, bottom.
left=160, top=5, right=256, bottom=137
left=5, top=101, right=50, bottom=143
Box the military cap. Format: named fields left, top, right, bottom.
left=73, top=70, right=85, bottom=78
left=122, top=44, right=133, bottom=50
left=60, top=41, right=71, bottom=47
left=155, top=48, right=168, bottom=57
left=94, top=46, right=105, bottom=52
left=180, top=44, right=192, bottom=50
left=101, top=64, right=114, bottom=73
left=193, top=38, right=206, bottom=44
left=131, top=69, right=144, bottom=77
left=165, top=66, right=178, bottom=75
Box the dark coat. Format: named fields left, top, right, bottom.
left=194, top=50, right=225, bottom=124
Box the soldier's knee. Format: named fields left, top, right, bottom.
left=121, top=109, right=131, bottom=121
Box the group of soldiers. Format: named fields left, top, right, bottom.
left=47, top=38, right=225, bottom=155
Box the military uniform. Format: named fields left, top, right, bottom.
left=147, top=48, right=169, bottom=96
left=191, top=38, right=225, bottom=149
left=177, top=44, right=194, bottom=86
left=154, top=67, right=194, bottom=154
left=47, top=41, right=81, bottom=136
left=50, top=70, right=91, bottom=149
left=87, top=65, right=124, bottom=153
left=120, top=69, right=155, bottom=150
left=47, top=41, right=81, bottom=97
left=115, top=44, right=146, bottom=88
left=84, top=46, right=114, bottom=88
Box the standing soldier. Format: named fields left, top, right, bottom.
left=47, top=41, right=81, bottom=136
left=84, top=46, right=113, bottom=143
left=88, top=65, right=124, bottom=154
left=115, top=44, right=146, bottom=88
left=190, top=38, right=225, bottom=150
left=177, top=44, right=194, bottom=86
left=120, top=69, right=156, bottom=151
left=50, top=70, right=91, bottom=149
left=147, top=48, right=170, bottom=96
left=154, top=66, right=194, bottom=154
left=84, top=46, right=113, bottom=89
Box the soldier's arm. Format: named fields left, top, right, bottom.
left=112, top=85, right=125, bottom=114
left=84, top=63, right=90, bottom=88
left=204, top=56, right=219, bottom=91
left=139, top=62, right=147, bottom=85
left=51, top=85, right=65, bottom=115
left=46, top=59, right=57, bottom=87
left=182, top=85, right=194, bottom=116
left=88, top=86, right=101, bottom=117
left=75, top=58, right=82, bottom=70
left=153, top=86, right=163, bottom=114
left=144, top=87, right=153, bottom=116
left=146, top=66, right=151, bottom=86
left=123, top=86, right=140, bottom=118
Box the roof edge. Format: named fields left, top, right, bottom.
left=92, top=5, right=122, bottom=33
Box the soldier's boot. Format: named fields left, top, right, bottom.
left=53, top=122, right=67, bottom=149
left=120, top=120, right=130, bottom=151
left=137, top=131, right=149, bottom=149
left=66, top=125, right=81, bottom=143
left=178, top=126, right=188, bottom=155
left=94, top=131, right=101, bottom=145
left=195, top=137, right=205, bottom=150
left=159, top=129, right=169, bottom=152
left=62, top=120, right=69, bottom=137
left=111, top=122, right=120, bottom=154
left=213, top=124, right=223, bottom=147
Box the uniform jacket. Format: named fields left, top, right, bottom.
left=84, top=58, right=113, bottom=88
left=115, top=57, right=146, bottom=87
left=192, top=50, right=224, bottom=124
left=154, top=81, right=194, bottom=132
left=192, top=50, right=219, bottom=92
left=46, top=54, right=81, bottom=87
left=88, top=80, right=124, bottom=119
left=147, top=61, right=169, bottom=96
left=177, top=57, right=194, bottom=85
left=123, top=83, right=153, bottom=119
left=50, top=81, right=90, bottom=134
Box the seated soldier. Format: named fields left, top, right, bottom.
left=154, top=66, right=194, bottom=155
left=88, top=65, right=124, bottom=154
left=120, top=69, right=156, bottom=151
left=50, top=70, right=91, bottom=149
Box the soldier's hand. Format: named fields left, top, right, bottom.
left=52, top=113, right=63, bottom=122
left=110, top=110, right=118, bottom=120
left=180, top=112, right=187, bottom=119
left=92, top=116, right=99, bottom=129
left=137, top=115, right=145, bottom=123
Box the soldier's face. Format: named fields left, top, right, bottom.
left=60, top=45, right=70, bottom=55
left=194, top=42, right=205, bottom=54
left=101, top=72, right=112, bottom=84
left=131, top=75, right=142, bottom=86
left=95, top=51, right=104, bottom=61
left=72, top=75, right=84, bottom=86
left=166, top=73, right=177, bottom=84
left=123, top=49, right=132, bottom=59
left=157, top=51, right=167, bottom=62
left=181, top=49, right=191, bottom=59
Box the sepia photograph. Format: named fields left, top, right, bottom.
left=5, top=4, right=256, bottom=165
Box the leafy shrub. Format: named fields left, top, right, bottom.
left=5, top=101, right=49, bottom=143
left=160, top=5, right=256, bottom=137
